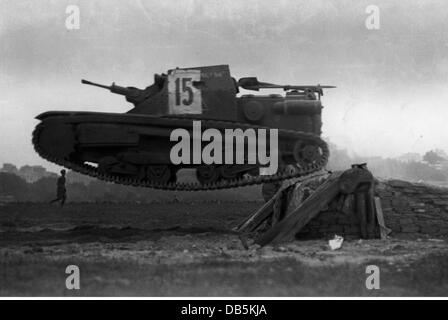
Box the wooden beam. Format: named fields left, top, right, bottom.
left=366, top=186, right=377, bottom=238
left=236, top=190, right=278, bottom=233
left=374, top=196, right=391, bottom=239
left=355, top=192, right=368, bottom=239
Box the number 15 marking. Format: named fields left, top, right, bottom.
left=175, top=77, right=193, bottom=106
left=168, top=69, right=202, bottom=114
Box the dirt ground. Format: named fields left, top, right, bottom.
left=0, top=202, right=447, bottom=296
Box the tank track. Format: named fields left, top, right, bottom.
left=32, top=117, right=329, bottom=191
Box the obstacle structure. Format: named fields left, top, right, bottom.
left=237, top=164, right=390, bottom=246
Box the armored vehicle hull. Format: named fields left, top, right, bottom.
left=33, top=65, right=331, bottom=190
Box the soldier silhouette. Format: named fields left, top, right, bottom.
left=50, top=169, right=67, bottom=206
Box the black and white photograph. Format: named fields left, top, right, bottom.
left=0, top=0, right=447, bottom=306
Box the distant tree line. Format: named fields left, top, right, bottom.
left=327, top=142, right=447, bottom=182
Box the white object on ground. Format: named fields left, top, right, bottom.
left=329, top=235, right=344, bottom=250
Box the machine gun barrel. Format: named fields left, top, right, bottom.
left=238, top=77, right=336, bottom=92
left=81, top=79, right=134, bottom=96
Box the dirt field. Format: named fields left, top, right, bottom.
left=0, top=202, right=447, bottom=296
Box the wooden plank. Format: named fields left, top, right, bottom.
left=366, top=187, right=377, bottom=238
left=374, top=196, right=391, bottom=239
left=356, top=192, right=368, bottom=239
left=236, top=190, right=278, bottom=232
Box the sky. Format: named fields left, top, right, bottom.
left=1, top=0, right=448, bottom=169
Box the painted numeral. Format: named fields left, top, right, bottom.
left=175, top=77, right=193, bottom=106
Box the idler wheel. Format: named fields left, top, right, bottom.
left=147, top=165, right=172, bottom=183
left=196, top=165, right=220, bottom=184
left=293, top=142, right=321, bottom=165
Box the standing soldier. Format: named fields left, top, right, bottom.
left=50, top=169, right=67, bottom=206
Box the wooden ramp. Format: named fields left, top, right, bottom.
left=237, top=164, right=378, bottom=246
